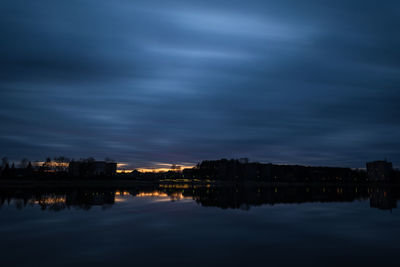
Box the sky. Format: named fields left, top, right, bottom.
left=1, top=0, right=400, bottom=169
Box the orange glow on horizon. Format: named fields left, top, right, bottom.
left=116, top=169, right=135, bottom=173
left=117, top=162, right=195, bottom=173
left=32, top=161, right=195, bottom=174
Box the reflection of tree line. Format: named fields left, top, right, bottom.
left=0, top=189, right=116, bottom=211
left=0, top=184, right=399, bottom=211
left=186, top=185, right=398, bottom=211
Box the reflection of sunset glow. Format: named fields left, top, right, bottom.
left=34, top=196, right=66, bottom=205
left=159, top=183, right=212, bottom=189
left=114, top=190, right=191, bottom=202
left=115, top=191, right=131, bottom=202
left=115, top=197, right=129, bottom=203
left=136, top=191, right=190, bottom=201
left=137, top=192, right=169, bottom=197
left=159, top=184, right=190, bottom=189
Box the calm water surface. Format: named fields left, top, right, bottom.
left=0, top=184, right=399, bottom=266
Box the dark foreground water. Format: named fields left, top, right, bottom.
left=0, top=184, right=400, bottom=267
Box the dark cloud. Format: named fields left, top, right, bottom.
left=1, top=0, right=400, bottom=168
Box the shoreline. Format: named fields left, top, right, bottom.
left=0, top=179, right=398, bottom=189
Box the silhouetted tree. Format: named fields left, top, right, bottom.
left=1, top=162, right=10, bottom=178
left=19, top=158, right=28, bottom=168
left=1, top=157, right=9, bottom=168
left=26, top=161, right=33, bottom=176
left=10, top=163, right=16, bottom=177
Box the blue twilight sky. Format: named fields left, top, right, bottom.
left=1, top=0, right=400, bottom=169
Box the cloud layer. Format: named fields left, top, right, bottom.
left=1, top=0, right=400, bottom=168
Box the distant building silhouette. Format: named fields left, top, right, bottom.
left=182, top=159, right=366, bottom=183
left=369, top=188, right=397, bottom=210
left=366, top=160, right=393, bottom=182
left=69, top=161, right=117, bottom=177
left=1, top=155, right=400, bottom=184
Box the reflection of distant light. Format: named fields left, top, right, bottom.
left=159, top=184, right=190, bottom=189
left=137, top=192, right=169, bottom=197
left=114, top=191, right=131, bottom=202
left=115, top=198, right=129, bottom=203
left=115, top=191, right=130, bottom=196
left=135, top=191, right=191, bottom=201
left=116, top=190, right=192, bottom=203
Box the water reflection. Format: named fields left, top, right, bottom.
left=1, top=184, right=399, bottom=211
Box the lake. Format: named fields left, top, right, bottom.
left=0, top=183, right=399, bottom=266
